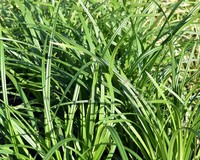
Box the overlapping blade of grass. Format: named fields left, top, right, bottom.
left=92, top=76, right=110, bottom=159
left=5, top=72, right=43, bottom=155
left=6, top=70, right=39, bottom=130
left=0, top=26, right=21, bottom=158
left=6, top=104, right=46, bottom=156
left=42, top=1, right=62, bottom=159
left=85, top=65, right=99, bottom=148
left=107, top=126, right=128, bottom=160
left=14, top=0, right=41, bottom=49
left=43, top=138, right=83, bottom=160
left=77, top=2, right=110, bottom=158
left=1, top=36, right=40, bottom=159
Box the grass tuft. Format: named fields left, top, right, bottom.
left=0, top=0, right=199, bottom=159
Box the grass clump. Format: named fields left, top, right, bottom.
left=0, top=0, right=199, bottom=159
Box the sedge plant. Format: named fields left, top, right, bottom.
left=0, top=0, right=199, bottom=159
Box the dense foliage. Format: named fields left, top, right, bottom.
left=0, top=0, right=199, bottom=159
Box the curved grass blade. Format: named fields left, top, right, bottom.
left=43, top=138, right=85, bottom=160
left=107, top=126, right=129, bottom=160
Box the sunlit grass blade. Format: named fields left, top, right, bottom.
left=42, top=1, right=62, bottom=159
left=0, top=26, right=19, bottom=157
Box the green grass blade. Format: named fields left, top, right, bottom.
left=43, top=138, right=83, bottom=160
left=0, top=25, right=19, bottom=157
left=107, top=126, right=129, bottom=160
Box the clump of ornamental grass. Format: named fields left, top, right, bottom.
left=0, top=0, right=199, bottom=159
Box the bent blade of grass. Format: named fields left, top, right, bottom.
left=116, top=71, right=158, bottom=128
left=43, top=138, right=84, bottom=160
left=124, top=147, right=143, bottom=160
left=107, top=126, right=129, bottom=160
left=125, top=72, right=167, bottom=158
left=115, top=108, right=154, bottom=159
